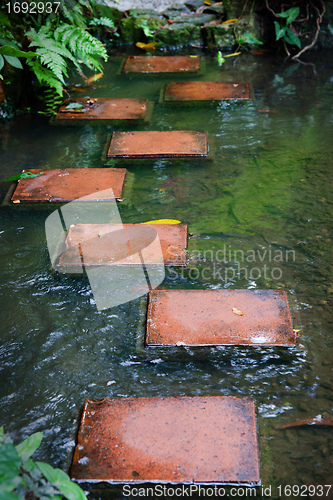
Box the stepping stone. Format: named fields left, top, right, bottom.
left=123, top=55, right=200, bottom=73
left=146, top=289, right=295, bottom=346
left=56, top=223, right=187, bottom=269
left=164, top=81, right=250, bottom=101
left=70, top=396, right=260, bottom=485
left=54, top=98, right=148, bottom=123
left=11, top=168, right=126, bottom=203
left=107, top=131, right=207, bottom=159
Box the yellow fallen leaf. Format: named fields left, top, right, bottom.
left=224, top=51, right=242, bottom=57
left=222, top=18, right=239, bottom=24
left=232, top=307, right=243, bottom=316
left=142, top=219, right=181, bottom=225
left=136, top=42, right=158, bottom=52
left=204, top=0, right=211, bottom=4
left=87, top=73, right=103, bottom=84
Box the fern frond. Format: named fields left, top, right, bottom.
left=37, top=49, right=68, bottom=83
left=27, top=59, right=63, bottom=96
left=54, top=24, right=107, bottom=61
left=89, top=17, right=116, bottom=30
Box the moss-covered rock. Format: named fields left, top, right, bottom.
left=172, top=13, right=217, bottom=25
left=119, top=15, right=165, bottom=43
left=184, top=0, right=205, bottom=12
left=153, top=22, right=202, bottom=47
left=163, top=3, right=193, bottom=18
left=128, top=8, right=161, bottom=17
left=203, top=23, right=236, bottom=49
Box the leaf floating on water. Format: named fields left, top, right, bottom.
left=87, top=72, right=103, bottom=84
left=232, top=307, right=243, bottom=316
left=65, top=102, right=84, bottom=110
left=4, top=172, right=43, bottom=182
left=136, top=42, right=158, bottom=52
left=278, top=415, right=333, bottom=430
left=142, top=219, right=181, bottom=225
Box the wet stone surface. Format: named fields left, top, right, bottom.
left=164, top=81, right=250, bottom=101
left=57, top=223, right=187, bottom=269
left=123, top=56, right=200, bottom=73
left=146, top=289, right=295, bottom=346
left=55, top=98, right=148, bottom=122
left=107, top=131, right=207, bottom=158
left=11, top=168, right=127, bottom=203
left=71, top=396, right=260, bottom=485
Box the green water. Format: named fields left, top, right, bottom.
left=0, top=50, right=332, bottom=497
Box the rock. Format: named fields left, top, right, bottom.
left=203, top=23, right=236, bottom=49
left=185, top=0, right=204, bottom=11
left=163, top=3, right=193, bottom=18
left=172, top=13, right=217, bottom=25
left=154, top=22, right=202, bottom=47
left=128, top=8, right=160, bottom=17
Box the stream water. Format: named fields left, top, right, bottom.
left=0, top=50, right=332, bottom=498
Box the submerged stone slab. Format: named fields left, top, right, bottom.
left=123, top=55, right=200, bottom=73
left=55, top=98, right=148, bottom=122
left=107, top=131, right=207, bottom=158
left=146, top=289, right=295, bottom=346
left=56, top=223, right=187, bottom=269
left=70, top=396, right=260, bottom=485
left=165, top=81, right=250, bottom=101
left=11, top=168, right=126, bottom=203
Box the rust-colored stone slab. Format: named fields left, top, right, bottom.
left=71, top=396, right=260, bottom=485
left=107, top=131, right=207, bottom=158
left=146, top=289, right=295, bottom=346
left=123, top=56, right=200, bottom=73
left=55, top=98, right=148, bottom=121
left=57, top=223, right=187, bottom=268
left=165, top=81, right=250, bottom=101
left=11, top=168, right=126, bottom=203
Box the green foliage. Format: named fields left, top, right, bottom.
left=237, top=32, right=263, bottom=47
left=25, top=22, right=107, bottom=96
left=274, top=7, right=301, bottom=48
left=4, top=171, right=44, bottom=182
left=217, top=51, right=225, bottom=66
left=0, top=0, right=110, bottom=111
left=0, top=427, right=87, bottom=500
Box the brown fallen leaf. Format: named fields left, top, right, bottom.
left=277, top=415, right=333, bottom=430
left=232, top=307, right=243, bottom=316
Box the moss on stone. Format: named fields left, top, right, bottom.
left=153, top=22, right=202, bottom=47
left=203, top=24, right=236, bottom=49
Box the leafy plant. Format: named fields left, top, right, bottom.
left=4, top=172, right=44, bottom=182
left=0, top=0, right=111, bottom=114
left=26, top=22, right=107, bottom=96
left=237, top=31, right=263, bottom=47
left=274, top=7, right=301, bottom=48
left=217, top=51, right=225, bottom=66
left=0, top=426, right=87, bottom=500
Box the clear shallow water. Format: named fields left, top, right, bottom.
left=0, top=51, right=332, bottom=496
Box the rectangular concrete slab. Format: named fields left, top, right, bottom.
left=123, top=55, right=200, bottom=73
left=164, top=81, right=250, bottom=101
left=11, top=168, right=126, bottom=203
left=55, top=98, right=148, bottom=122
left=70, top=396, right=260, bottom=485
left=146, top=289, right=295, bottom=346
left=107, top=131, right=207, bottom=158
left=56, top=223, right=187, bottom=269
